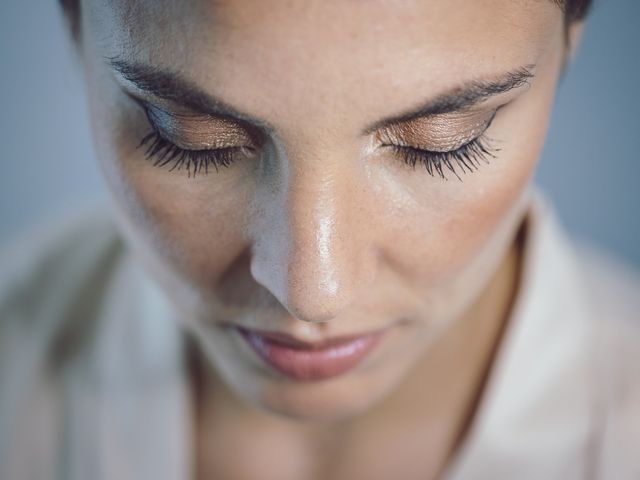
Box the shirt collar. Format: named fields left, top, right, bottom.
left=444, top=187, right=599, bottom=479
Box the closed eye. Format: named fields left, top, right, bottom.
left=387, top=135, right=499, bottom=181
left=138, top=130, right=251, bottom=176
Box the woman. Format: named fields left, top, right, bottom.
left=1, top=0, right=638, bottom=479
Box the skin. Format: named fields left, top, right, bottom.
left=75, top=0, right=583, bottom=478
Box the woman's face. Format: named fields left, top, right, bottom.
left=81, top=0, right=567, bottom=419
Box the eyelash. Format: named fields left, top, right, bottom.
left=138, top=130, right=248, bottom=176
left=138, top=123, right=498, bottom=180
left=388, top=135, right=499, bottom=181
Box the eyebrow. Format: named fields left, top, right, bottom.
left=109, top=57, right=534, bottom=135
left=109, top=57, right=274, bottom=132
left=362, top=65, right=535, bottom=134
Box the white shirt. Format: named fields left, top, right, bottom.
left=1, top=187, right=639, bottom=480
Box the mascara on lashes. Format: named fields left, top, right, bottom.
left=377, top=109, right=499, bottom=181
left=138, top=99, right=499, bottom=180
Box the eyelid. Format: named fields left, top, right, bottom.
left=135, top=98, right=257, bottom=150
left=377, top=108, right=498, bottom=153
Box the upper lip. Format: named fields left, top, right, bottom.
left=234, top=325, right=387, bottom=350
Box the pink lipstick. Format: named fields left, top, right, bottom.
left=236, top=327, right=387, bottom=381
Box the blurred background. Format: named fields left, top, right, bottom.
left=0, top=0, right=638, bottom=268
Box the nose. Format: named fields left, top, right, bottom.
left=250, top=154, right=376, bottom=323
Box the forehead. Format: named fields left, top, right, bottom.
left=86, top=0, right=561, bottom=130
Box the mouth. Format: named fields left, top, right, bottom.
left=234, top=326, right=390, bottom=381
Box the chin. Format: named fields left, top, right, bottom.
left=265, top=385, right=387, bottom=422
left=218, top=356, right=412, bottom=423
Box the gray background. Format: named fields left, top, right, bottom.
left=1, top=1, right=639, bottom=268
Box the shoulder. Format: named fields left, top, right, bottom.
left=0, top=205, right=129, bottom=469
left=572, top=244, right=640, bottom=478
left=0, top=209, right=185, bottom=478
left=523, top=191, right=640, bottom=477
left=0, top=206, right=125, bottom=324
left=527, top=189, right=639, bottom=324
left=0, top=205, right=128, bottom=385
left=575, top=242, right=640, bottom=322
left=573, top=241, right=640, bottom=391
left=574, top=242, right=640, bottom=383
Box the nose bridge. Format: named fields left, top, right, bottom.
left=252, top=150, right=369, bottom=324
left=287, top=166, right=345, bottom=307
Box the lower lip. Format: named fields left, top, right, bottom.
left=237, top=328, right=387, bottom=381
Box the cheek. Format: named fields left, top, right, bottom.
left=436, top=132, right=540, bottom=278
left=384, top=170, right=530, bottom=294
left=377, top=130, right=540, bottom=291
left=84, top=66, right=252, bottom=290
left=370, top=146, right=533, bottom=327
left=382, top=57, right=559, bottom=294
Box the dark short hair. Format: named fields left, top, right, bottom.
left=562, top=0, right=593, bottom=22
